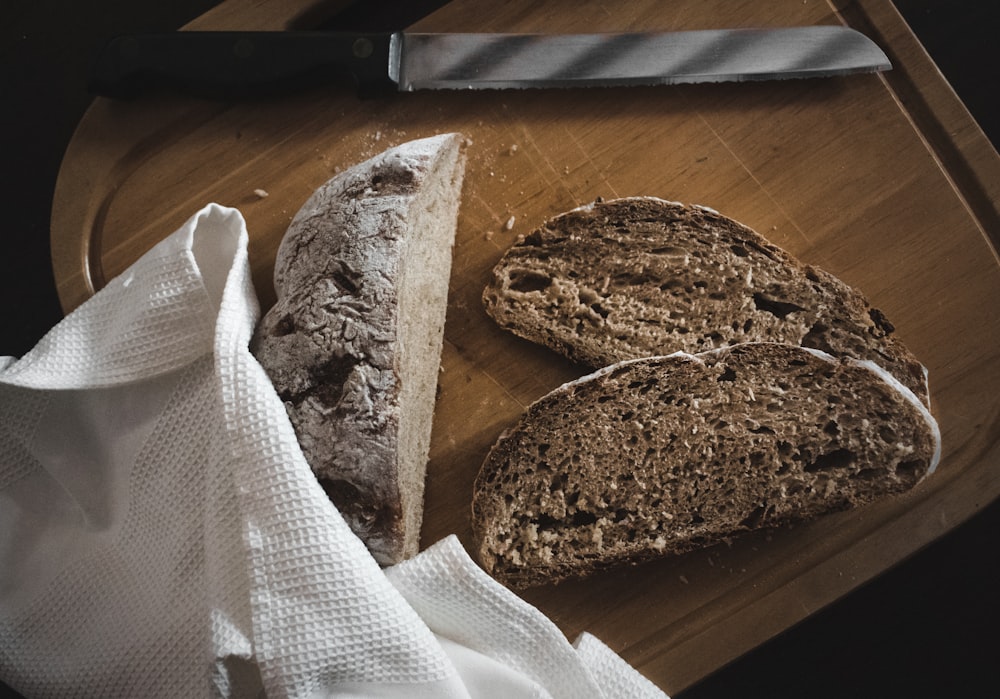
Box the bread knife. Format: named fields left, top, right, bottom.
left=89, top=26, right=891, bottom=99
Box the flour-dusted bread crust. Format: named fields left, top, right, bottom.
left=251, top=134, right=466, bottom=564
left=471, top=342, right=940, bottom=588
left=482, top=197, right=930, bottom=407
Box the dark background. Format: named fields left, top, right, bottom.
left=2, top=1, right=997, bottom=696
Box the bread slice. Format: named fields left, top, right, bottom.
left=482, top=197, right=930, bottom=407
left=471, top=342, right=941, bottom=587
left=251, top=134, right=466, bottom=565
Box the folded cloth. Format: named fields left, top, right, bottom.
left=0, top=204, right=667, bottom=698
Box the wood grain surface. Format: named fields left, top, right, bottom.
left=49, top=0, right=1000, bottom=693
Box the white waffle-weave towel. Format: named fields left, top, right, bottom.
left=0, top=204, right=667, bottom=698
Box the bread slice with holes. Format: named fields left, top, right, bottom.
left=250, top=134, right=466, bottom=565
left=482, top=196, right=930, bottom=407
left=471, top=342, right=941, bottom=588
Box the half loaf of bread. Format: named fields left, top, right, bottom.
left=251, top=134, right=466, bottom=564
left=482, top=197, right=930, bottom=407
left=471, top=342, right=941, bottom=587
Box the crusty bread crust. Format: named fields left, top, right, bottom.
left=482, top=197, right=930, bottom=407
left=251, top=134, right=466, bottom=564
left=471, top=343, right=940, bottom=588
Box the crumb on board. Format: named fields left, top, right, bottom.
left=504, top=215, right=516, bottom=231
left=253, top=188, right=269, bottom=199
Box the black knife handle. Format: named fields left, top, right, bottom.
left=89, top=31, right=398, bottom=99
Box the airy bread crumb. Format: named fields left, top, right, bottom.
left=471, top=343, right=940, bottom=588
left=482, top=197, right=930, bottom=407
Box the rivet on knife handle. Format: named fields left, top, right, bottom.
left=89, top=31, right=399, bottom=99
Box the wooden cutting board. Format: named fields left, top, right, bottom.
left=50, top=0, right=1000, bottom=693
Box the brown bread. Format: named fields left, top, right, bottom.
left=482, top=197, right=930, bottom=407
left=471, top=343, right=940, bottom=588
left=251, top=134, right=466, bottom=564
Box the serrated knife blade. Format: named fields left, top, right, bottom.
left=90, top=26, right=891, bottom=99
left=393, top=27, right=891, bottom=90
